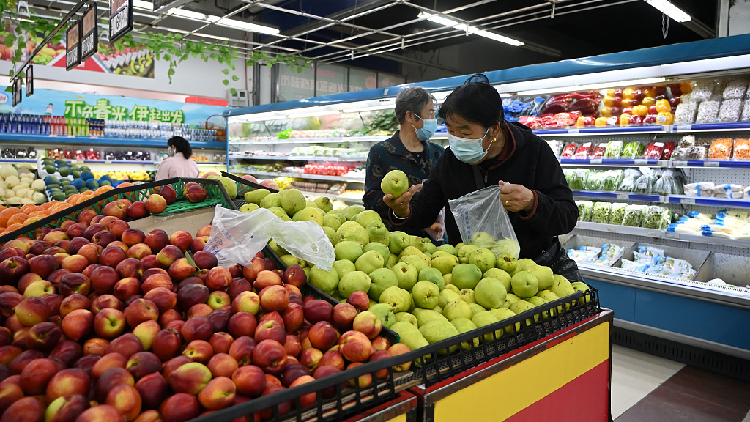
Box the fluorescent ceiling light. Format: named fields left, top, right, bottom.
left=513, top=77, right=667, bottom=96
left=132, top=0, right=153, bottom=11
left=167, top=8, right=208, bottom=21
left=216, top=18, right=280, bottom=35
left=419, top=12, right=523, bottom=46
left=644, top=0, right=691, bottom=23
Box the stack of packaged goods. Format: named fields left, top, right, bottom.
left=668, top=209, right=750, bottom=240
left=619, top=246, right=697, bottom=280
left=577, top=200, right=672, bottom=229
left=567, top=243, right=626, bottom=267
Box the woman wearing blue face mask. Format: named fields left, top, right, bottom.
left=363, top=86, right=446, bottom=242
left=383, top=75, right=582, bottom=282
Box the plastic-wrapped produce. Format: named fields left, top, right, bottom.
left=604, top=140, right=623, bottom=159
left=742, top=99, right=750, bottom=122
left=621, top=141, right=644, bottom=159
left=643, top=206, right=671, bottom=229
left=733, top=138, right=750, bottom=160
left=662, top=141, right=676, bottom=159
left=684, top=182, right=715, bottom=197
left=561, top=143, right=577, bottom=158
left=708, top=138, right=733, bottom=159
left=585, top=171, right=604, bottom=190
left=546, top=140, right=564, bottom=158
left=695, top=95, right=722, bottom=124
left=574, top=142, right=593, bottom=159
left=618, top=169, right=642, bottom=192
left=601, top=170, right=624, bottom=191
left=622, top=205, right=646, bottom=227
left=609, top=203, right=628, bottom=225
left=712, top=184, right=744, bottom=199
left=653, top=170, right=681, bottom=195
left=592, top=202, right=611, bottom=224
left=644, top=142, right=664, bottom=159
left=718, top=99, right=742, bottom=123
left=597, top=244, right=625, bottom=267
left=722, top=78, right=748, bottom=99
left=577, top=201, right=593, bottom=222
left=590, top=143, right=608, bottom=159
left=565, top=169, right=588, bottom=190
left=674, top=101, right=698, bottom=125
left=691, top=79, right=716, bottom=102
left=633, top=171, right=658, bottom=194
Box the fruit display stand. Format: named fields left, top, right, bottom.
left=407, top=308, right=613, bottom=422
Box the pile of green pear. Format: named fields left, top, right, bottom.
left=247, top=189, right=591, bottom=353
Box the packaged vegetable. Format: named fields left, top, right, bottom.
left=585, top=171, right=604, bottom=191
left=604, top=140, right=623, bottom=159
left=546, top=140, right=564, bottom=158
left=718, top=99, right=742, bottom=123
left=577, top=201, right=593, bottom=222
left=633, top=171, right=658, bottom=194
left=590, top=143, right=608, bottom=159
left=674, top=101, right=698, bottom=125
left=733, top=139, right=750, bottom=160
left=561, top=143, right=577, bottom=158
left=565, top=169, right=588, bottom=190
left=601, top=170, right=623, bottom=191
left=695, top=96, right=722, bottom=124
left=653, top=170, right=682, bottom=195
left=661, top=141, right=676, bottom=159
left=644, top=142, right=664, bottom=159
left=722, top=78, right=748, bottom=99
left=618, top=169, right=642, bottom=192
left=708, top=138, right=733, bottom=159
left=691, top=79, right=716, bottom=102
left=622, top=205, right=646, bottom=227
left=609, top=203, right=628, bottom=225
left=643, top=206, right=671, bottom=229
left=574, top=142, right=593, bottom=159
left=621, top=141, right=644, bottom=159
left=592, top=202, right=611, bottom=224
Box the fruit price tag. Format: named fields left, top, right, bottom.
left=590, top=159, right=602, bottom=164
left=568, top=129, right=580, bottom=134
left=673, top=160, right=687, bottom=167
left=680, top=197, right=696, bottom=205
left=704, top=161, right=720, bottom=167
left=105, top=160, right=112, bottom=164
left=634, top=159, right=648, bottom=165
left=676, top=125, right=692, bottom=131
left=616, top=193, right=629, bottom=200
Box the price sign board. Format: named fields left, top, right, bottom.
left=110, top=0, right=133, bottom=43
left=12, top=78, right=22, bottom=107
left=66, top=20, right=81, bottom=71
left=81, top=3, right=98, bottom=62
left=25, top=65, right=33, bottom=97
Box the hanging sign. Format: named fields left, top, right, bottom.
left=66, top=20, right=82, bottom=71
left=25, top=65, right=33, bottom=97
left=81, top=3, right=98, bottom=62
left=109, top=0, right=133, bottom=43
left=12, top=78, right=22, bottom=107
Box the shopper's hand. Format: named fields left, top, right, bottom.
left=383, top=185, right=419, bottom=218
left=414, top=184, right=424, bottom=193
left=498, top=180, right=535, bottom=213
left=429, top=222, right=442, bottom=231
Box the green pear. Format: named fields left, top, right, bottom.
left=323, top=213, right=343, bottom=231
left=509, top=300, right=536, bottom=323
left=269, top=240, right=287, bottom=256
left=366, top=221, right=390, bottom=246
left=442, top=300, right=473, bottom=321
left=431, top=251, right=452, bottom=259
left=323, top=226, right=341, bottom=246
left=400, top=246, right=431, bottom=266
left=293, top=207, right=324, bottom=226
left=269, top=207, right=291, bottom=221
left=537, top=289, right=560, bottom=303
left=369, top=303, right=396, bottom=328
left=527, top=296, right=550, bottom=319
left=419, top=320, right=459, bottom=349
left=355, top=210, right=382, bottom=230
left=309, top=265, right=339, bottom=295
left=338, top=270, right=371, bottom=297
left=469, top=248, right=496, bottom=273
left=511, top=271, right=539, bottom=298
left=412, top=281, right=440, bottom=309
left=306, top=200, right=318, bottom=209
left=381, top=170, right=409, bottom=198
left=459, top=289, right=475, bottom=304
left=491, top=238, right=520, bottom=259
left=451, top=318, right=480, bottom=349
left=389, top=232, right=411, bottom=255
left=279, top=254, right=300, bottom=268
left=470, top=231, right=495, bottom=247
left=314, top=196, right=333, bottom=212
left=490, top=308, right=519, bottom=334
left=364, top=243, right=391, bottom=265
left=434, top=305, right=442, bottom=314
left=332, top=260, right=357, bottom=279
left=343, top=205, right=365, bottom=221
left=438, top=289, right=461, bottom=308
left=431, top=254, right=459, bottom=275
left=387, top=254, right=398, bottom=268
left=422, top=242, right=437, bottom=255
left=552, top=274, right=575, bottom=298
left=412, top=308, right=448, bottom=327
left=368, top=268, right=398, bottom=301
left=260, top=192, right=281, bottom=209
left=409, top=295, right=416, bottom=313
left=391, top=262, right=418, bottom=290
left=379, top=286, right=411, bottom=313
left=496, top=254, right=517, bottom=274
left=529, top=265, right=554, bottom=290
left=390, top=321, right=428, bottom=351
left=418, top=267, right=445, bottom=290
left=468, top=303, right=486, bottom=316
left=457, top=245, right=478, bottom=264
left=436, top=244, right=458, bottom=256
left=572, top=281, right=591, bottom=304
left=475, top=278, right=507, bottom=309
left=513, top=259, right=537, bottom=276
left=443, top=284, right=459, bottom=294
left=395, top=312, right=418, bottom=327
left=337, top=221, right=369, bottom=246
left=279, top=189, right=306, bottom=216
left=503, top=293, right=521, bottom=308
left=451, top=264, right=482, bottom=290
left=240, top=203, right=259, bottom=213
left=443, top=273, right=453, bottom=286
left=335, top=241, right=363, bottom=262
left=471, top=311, right=502, bottom=341
left=400, top=255, right=429, bottom=274
left=355, top=250, right=385, bottom=274
left=483, top=268, right=511, bottom=292
left=244, top=188, right=269, bottom=204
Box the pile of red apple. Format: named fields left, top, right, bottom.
left=0, top=212, right=411, bottom=422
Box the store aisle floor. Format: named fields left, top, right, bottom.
left=611, top=345, right=750, bottom=422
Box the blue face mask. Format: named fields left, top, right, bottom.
left=412, top=115, right=437, bottom=142
left=448, top=128, right=491, bottom=164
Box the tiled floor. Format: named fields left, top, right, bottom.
left=611, top=345, right=750, bottom=422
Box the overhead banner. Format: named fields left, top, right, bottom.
left=65, top=20, right=81, bottom=71
left=81, top=3, right=98, bottom=62
left=110, top=0, right=133, bottom=43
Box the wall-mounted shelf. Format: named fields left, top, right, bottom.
left=0, top=134, right=226, bottom=149
left=238, top=170, right=365, bottom=183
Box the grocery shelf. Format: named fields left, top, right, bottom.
left=572, top=190, right=750, bottom=209
left=300, top=190, right=363, bottom=203
left=666, top=195, right=750, bottom=209
left=0, top=133, right=226, bottom=149
left=229, top=154, right=367, bottom=162
left=561, top=158, right=666, bottom=167
left=0, top=158, right=38, bottom=163
left=571, top=190, right=663, bottom=202
left=575, top=221, right=665, bottom=238
left=230, top=136, right=384, bottom=145
left=535, top=122, right=750, bottom=137
left=240, top=170, right=365, bottom=183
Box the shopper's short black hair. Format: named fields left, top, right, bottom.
left=438, top=73, right=504, bottom=129
left=168, top=136, right=192, bottom=160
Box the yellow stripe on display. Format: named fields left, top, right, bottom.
left=387, top=414, right=408, bottom=422
left=433, top=322, right=610, bottom=422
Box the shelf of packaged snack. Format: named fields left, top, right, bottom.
left=229, top=154, right=367, bottom=162
left=534, top=122, right=750, bottom=137
left=230, top=136, right=385, bottom=145
left=573, top=190, right=750, bottom=209
left=300, top=190, right=363, bottom=203
left=239, top=170, right=366, bottom=183
left=575, top=221, right=750, bottom=248
left=0, top=134, right=226, bottom=149
left=561, top=158, right=750, bottom=169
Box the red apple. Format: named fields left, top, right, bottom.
left=227, top=336, right=255, bottom=367
left=20, top=358, right=62, bottom=395
left=105, top=383, right=141, bottom=421
left=143, top=230, right=169, bottom=254
left=231, top=365, right=265, bottom=398
left=347, top=291, right=369, bottom=312
left=180, top=317, right=212, bottom=343
left=182, top=340, right=213, bottom=364
left=42, top=394, right=90, bottom=422
left=159, top=309, right=181, bottom=327
left=176, top=284, right=209, bottom=311
left=241, top=258, right=264, bottom=282
left=134, top=372, right=167, bottom=411
left=352, top=311, right=382, bottom=339
left=141, top=274, right=173, bottom=295
left=126, top=244, right=152, bottom=260
left=28, top=255, right=59, bottom=280
left=162, top=356, right=192, bottom=384
left=132, top=320, right=160, bottom=351
left=281, top=303, right=304, bottom=334
left=45, top=368, right=90, bottom=402
left=145, top=195, right=167, bottom=214
left=339, top=330, right=372, bottom=363
left=0, top=293, right=22, bottom=319
left=206, top=309, right=231, bottom=333
left=0, top=256, right=29, bottom=284
left=126, top=352, right=161, bottom=379
left=303, top=300, right=333, bottom=324
left=313, top=365, right=343, bottom=398
left=168, top=258, right=196, bottom=281
left=93, top=308, right=126, bottom=339
left=168, top=362, right=212, bottom=395
left=332, top=303, right=357, bottom=331
left=259, top=285, right=289, bottom=313
left=205, top=267, right=231, bottom=291
left=142, top=288, right=176, bottom=313
left=91, top=294, right=123, bottom=313
left=231, top=291, right=259, bottom=315
left=346, top=362, right=372, bottom=387
left=156, top=245, right=183, bottom=269
left=371, top=336, right=390, bottom=352
left=318, top=349, right=345, bottom=371
left=224, top=312, right=255, bottom=340
left=157, top=186, right=177, bottom=205
left=151, top=329, right=182, bottom=362
left=1, top=396, right=44, bottom=422
left=61, top=309, right=93, bottom=342
left=191, top=251, right=217, bottom=272
left=283, top=335, right=301, bottom=359
left=389, top=344, right=412, bottom=371
left=252, top=339, right=287, bottom=376
left=206, top=353, right=238, bottom=378
left=169, top=232, right=192, bottom=253
left=208, top=333, right=233, bottom=355
left=14, top=297, right=50, bottom=327
left=124, top=299, right=159, bottom=329
left=160, top=393, right=200, bottom=422
left=189, top=237, right=208, bottom=254
left=99, top=245, right=127, bottom=268
left=82, top=338, right=109, bottom=356
left=92, top=353, right=127, bottom=379
left=7, top=349, right=40, bottom=374
left=185, top=184, right=208, bottom=203
left=197, top=376, right=235, bottom=411
left=126, top=201, right=149, bottom=220
left=283, top=265, right=306, bottom=288
left=253, top=270, right=282, bottom=290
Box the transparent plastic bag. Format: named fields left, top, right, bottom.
left=653, top=170, right=681, bottom=195
left=643, top=206, right=671, bottom=229
left=592, top=202, right=611, bottom=224
left=691, top=79, right=716, bottom=102
left=585, top=171, right=604, bottom=190
left=722, top=78, right=748, bottom=99
left=633, top=171, right=658, bottom=194
left=695, top=96, right=722, bottom=124
left=565, top=169, right=588, bottom=190
left=448, top=185, right=520, bottom=259
left=718, top=99, right=742, bottom=123
left=622, top=205, right=645, bottom=227
left=674, top=101, right=698, bottom=125
left=205, top=206, right=335, bottom=270
left=621, top=141, right=644, bottom=159
left=604, top=140, right=623, bottom=159
left=601, top=170, right=623, bottom=192
left=609, top=203, right=628, bottom=225
left=577, top=201, right=593, bottom=222
left=618, top=169, right=642, bottom=192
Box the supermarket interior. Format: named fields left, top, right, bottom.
left=2, top=0, right=750, bottom=421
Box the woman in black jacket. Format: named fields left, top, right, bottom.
left=383, top=75, right=582, bottom=281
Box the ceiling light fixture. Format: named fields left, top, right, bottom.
left=513, top=77, right=668, bottom=96
left=216, top=18, right=280, bottom=35
left=644, top=0, right=691, bottom=22
left=167, top=8, right=209, bottom=21
left=419, top=12, right=524, bottom=46
left=132, top=0, right=153, bottom=11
